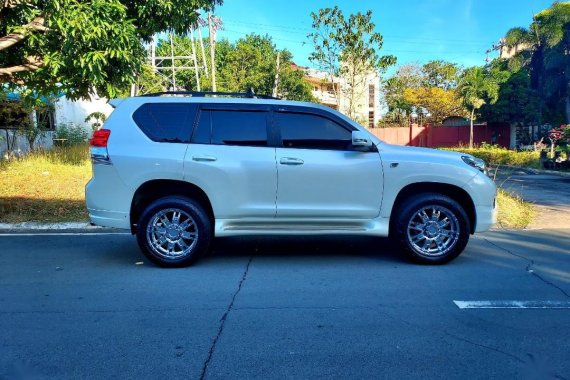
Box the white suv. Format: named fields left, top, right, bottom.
left=86, top=92, right=497, bottom=267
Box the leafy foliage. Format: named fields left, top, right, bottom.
left=0, top=0, right=221, bottom=99
left=402, top=87, right=467, bottom=125
left=53, top=123, right=89, bottom=146
left=308, top=6, right=395, bottom=118
left=457, top=66, right=500, bottom=148
left=494, top=2, right=570, bottom=125
left=383, top=61, right=464, bottom=123
left=155, top=33, right=314, bottom=101
left=443, top=145, right=541, bottom=168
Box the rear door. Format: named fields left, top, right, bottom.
left=183, top=104, right=277, bottom=219
left=274, top=107, right=383, bottom=219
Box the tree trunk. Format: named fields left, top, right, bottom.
left=469, top=107, right=475, bottom=149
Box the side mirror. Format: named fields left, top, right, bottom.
left=352, top=131, right=373, bottom=148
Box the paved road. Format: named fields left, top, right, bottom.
left=494, top=169, right=570, bottom=229
left=1, top=230, right=569, bottom=379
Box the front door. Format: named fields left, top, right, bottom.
left=274, top=109, right=383, bottom=219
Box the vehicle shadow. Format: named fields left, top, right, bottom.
left=204, top=235, right=406, bottom=264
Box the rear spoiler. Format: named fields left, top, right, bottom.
left=108, top=98, right=125, bottom=109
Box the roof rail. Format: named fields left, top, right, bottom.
left=139, top=88, right=281, bottom=100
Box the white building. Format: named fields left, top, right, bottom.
left=0, top=94, right=113, bottom=155
left=298, top=65, right=382, bottom=128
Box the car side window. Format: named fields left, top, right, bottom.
left=133, top=103, right=197, bottom=143
left=276, top=112, right=353, bottom=150
left=193, top=109, right=269, bottom=147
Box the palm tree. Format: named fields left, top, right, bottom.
left=457, top=67, right=499, bottom=149
left=502, top=2, right=570, bottom=124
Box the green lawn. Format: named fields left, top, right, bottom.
left=0, top=145, right=91, bottom=223
left=0, top=144, right=535, bottom=228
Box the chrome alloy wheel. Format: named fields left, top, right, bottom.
left=406, top=205, right=460, bottom=257
left=146, top=208, right=199, bottom=259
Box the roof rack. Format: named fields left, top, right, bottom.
left=139, top=88, right=281, bottom=100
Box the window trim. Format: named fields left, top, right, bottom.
left=191, top=104, right=274, bottom=147
left=272, top=106, right=359, bottom=152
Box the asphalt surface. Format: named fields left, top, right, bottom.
left=1, top=230, right=569, bottom=380
left=494, top=169, right=570, bottom=229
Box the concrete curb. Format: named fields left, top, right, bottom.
left=494, top=165, right=570, bottom=178
left=0, top=222, right=125, bottom=234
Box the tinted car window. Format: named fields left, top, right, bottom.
left=207, top=110, right=268, bottom=146
left=191, top=110, right=211, bottom=144
left=277, top=112, right=352, bottom=150
left=133, top=103, right=197, bottom=143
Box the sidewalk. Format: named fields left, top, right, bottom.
left=493, top=167, right=570, bottom=229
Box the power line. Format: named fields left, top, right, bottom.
left=221, top=28, right=486, bottom=55
left=222, top=19, right=494, bottom=45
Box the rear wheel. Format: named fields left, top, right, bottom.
left=393, top=193, right=470, bottom=264
left=136, top=196, right=212, bottom=267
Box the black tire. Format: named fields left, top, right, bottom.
left=393, top=193, right=470, bottom=264
left=136, top=196, right=212, bottom=268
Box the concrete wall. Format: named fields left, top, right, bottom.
left=54, top=96, right=113, bottom=131
left=0, top=130, right=55, bottom=156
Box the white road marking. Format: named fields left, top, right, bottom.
left=454, top=300, right=570, bottom=309
left=0, top=232, right=130, bottom=237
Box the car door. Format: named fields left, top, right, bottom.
left=274, top=107, right=383, bottom=219
left=183, top=104, right=277, bottom=219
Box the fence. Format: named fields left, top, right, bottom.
left=369, top=123, right=511, bottom=148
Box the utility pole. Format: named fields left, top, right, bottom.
left=190, top=29, right=201, bottom=91
left=169, top=33, right=176, bottom=90
left=198, top=26, right=209, bottom=78
left=208, top=12, right=217, bottom=91
left=272, top=51, right=281, bottom=97
left=150, top=35, right=156, bottom=70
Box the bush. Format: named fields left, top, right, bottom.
left=53, top=123, right=90, bottom=146
left=442, top=144, right=541, bottom=169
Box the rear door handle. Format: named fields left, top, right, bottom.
left=280, top=157, right=304, bottom=166
left=192, top=155, right=217, bottom=162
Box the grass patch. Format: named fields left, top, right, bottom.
left=496, top=189, right=535, bottom=229
left=442, top=145, right=541, bottom=169
left=0, top=145, right=91, bottom=223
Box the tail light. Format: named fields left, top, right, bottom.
left=90, top=129, right=112, bottom=164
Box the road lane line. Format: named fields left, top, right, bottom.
left=454, top=300, right=570, bottom=309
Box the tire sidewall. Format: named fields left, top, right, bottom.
left=395, top=193, right=470, bottom=264
left=136, top=196, right=212, bottom=267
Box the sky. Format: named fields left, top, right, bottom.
left=212, top=0, right=556, bottom=71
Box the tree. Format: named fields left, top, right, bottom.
left=383, top=61, right=464, bottom=126
left=502, top=2, right=570, bottom=124
left=457, top=67, right=499, bottom=148
left=479, top=59, right=541, bottom=130
left=0, top=0, right=221, bottom=100
left=155, top=33, right=314, bottom=101
left=403, top=87, right=467, bottom=125
left=422, top=60, right=461, bottom=90
left=308, top=6, right=396, bottom=119
left=383, top=63, right=423, bottom=114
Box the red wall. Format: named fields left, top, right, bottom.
left=369, top=123, right=510, bottom=148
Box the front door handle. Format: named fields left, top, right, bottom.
left=280, top=157, right=304, bottom=166
left=192, top=155, right=217, bottom=162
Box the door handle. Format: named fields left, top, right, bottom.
left=192, top=155, right=217, bottom=162
left=280, top=157, right=304, bottom=166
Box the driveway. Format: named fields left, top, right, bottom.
left=493, top=168, right=570, bottom=229
left=1, top=231, right=569, bottom=379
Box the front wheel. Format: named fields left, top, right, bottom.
left=136, top=196, right=212, bottom=267
left=393, top=193, right=470, bottom=264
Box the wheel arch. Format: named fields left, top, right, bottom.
left=130, top=179, right=214, bottom=234
left=389, top=182, right=476, bottom=235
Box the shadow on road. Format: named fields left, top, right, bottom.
left=206, top=235, right=406, bottom=264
